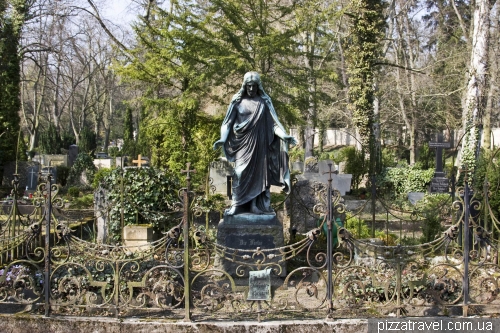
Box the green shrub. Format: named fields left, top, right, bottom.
left=378, top=164, right=434, bottom=199
left=108, top=147, right=120, bottom=158
left=289, top=147, right=304, bottom=162
left=93, top=168, right=112, bottom=189
left=72, top=194, right=94, bottom=209
left=68, top=186, right=80, bottom=198
left=56, top=165, right=70, bottom=187
left=381, top=147, right=398, bottom=168
left=415, top=193, right=451, bottom=243
left=68, top=153, right=97, bottom=186
left=337, top=146, right=368, bottom=190
left=345, top=213, right=370, bottom=239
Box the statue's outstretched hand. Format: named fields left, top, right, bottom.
left=284, top=135, right=298, bottom=147
left=213, top=140, right=224, bottom=150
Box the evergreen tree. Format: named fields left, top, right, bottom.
left=39, top=123, right=61, bottom=154
left=79, top=127, right=97, bottom=154
left=0, top=1, right=28, bottom=168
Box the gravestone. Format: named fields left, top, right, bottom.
left=429, top=133, right=450, bottom=194
left=116, top=156, right=127, bottom=168
left=123, top=225, right=153, bottom=252
left=93, top=158, right=113, bottom=169
left=68, top=145, right=78, bottom=166
left=291, top=161, right=304, bottom=173
left=41, top=166, right=57, bottom=184
left=33, top=154, right=68, bottom=168
left=209, top=158, right=234, bottom=195
left=94, top=186, right=107, bottom=243
left=1, top=161, right=40, bottom=190
left=408, top=192, right=425, bottom=205
left=304, top=157, right=319, bottom=173
left=26, top=165, right=39, bottom=191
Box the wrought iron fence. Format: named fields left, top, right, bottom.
left=0, top=163, right=499, bottom=321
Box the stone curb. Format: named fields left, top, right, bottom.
left=0, top=315, right=367, bottom=333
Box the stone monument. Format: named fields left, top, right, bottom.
left=213, top=72, right=296, bottom=277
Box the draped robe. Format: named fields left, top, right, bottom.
left=222, top=95, right=290, bottom=211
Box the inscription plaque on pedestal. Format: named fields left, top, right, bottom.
left=247, top=268, right=271, bottom=301
left=216, top=213, right=286, bottom=278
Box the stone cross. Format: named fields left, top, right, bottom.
left=132, top=154, right=147, bottom=167
left=429, top=133, right=450, bottom=177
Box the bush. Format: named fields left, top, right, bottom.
left=344, top=213, right=370, bottom=239
left=378, top=164, right=434, bottom=199
left=56, top=165, right=70, bottom=187
left=68, top=153, right=97, bottom=186
left=337, top=146, right=368, bottom=190
left=108, top=147, right=120, bottom=158
left=72, top=194, right=94, bottom=209
left=414, top=193, right=451, bottom=243
left=100, top=167, right=180, bottom=241
left=92, top=168, right=112, bottom=189
left=289, top=147, right=304, bottom=162
left=68, top=186, right=80, bottom=198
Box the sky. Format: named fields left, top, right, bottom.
left=100, top=0, right=136, bottom=27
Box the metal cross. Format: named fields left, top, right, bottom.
left=181, top=162, right=196, bottom=181
left=322, top=163, right=338, bottom=181
left=132, top=154, right=147, bottom=167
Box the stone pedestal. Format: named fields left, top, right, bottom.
left=216, top=213, right=286, bottom=278
left=123, top=225, right=153, bottom=252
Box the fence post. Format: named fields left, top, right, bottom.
left=181, top=163, right=196, bottom=322
left=462, top=177, right=471, bottom=317
left=324, top=163, right=336, bottom=313
left=44, top=174, right=52, bottom=317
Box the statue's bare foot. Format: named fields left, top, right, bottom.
left=225, top=206, right=237, bottom=216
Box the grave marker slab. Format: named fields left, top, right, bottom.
left=209, top=158, right=234, bottom=194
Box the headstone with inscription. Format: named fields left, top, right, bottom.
left=41, top=166, right=57, bottom=184
left=429, top=134, right=450, bottom=194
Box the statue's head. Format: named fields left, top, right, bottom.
left=241, top=71, right=265, bottom=97
left=232, top=71, right=270, bottom=103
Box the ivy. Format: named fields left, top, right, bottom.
left=378, top=165, right=434, bottom=198
left=68, top=153, right=97, bottom=187
left=100, top=167, right=181, bottom=241
left=344, top=0, right=385, bottom=150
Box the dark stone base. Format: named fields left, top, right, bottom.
left=216, top=213, right=286, bottom=279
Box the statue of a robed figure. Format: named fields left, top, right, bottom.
left=214, top=72, right=295, bottom=277
left=214, top=72, right=297, bottom=216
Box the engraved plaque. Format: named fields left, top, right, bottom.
left=247, top=268, right=271, bottom=301
left=431, top=177, right=449, bottom=193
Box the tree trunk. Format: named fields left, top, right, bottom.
left=458, top=0, right=494, bottom=175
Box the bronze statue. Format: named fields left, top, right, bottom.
left=214, top=72, right=297, bottom=215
